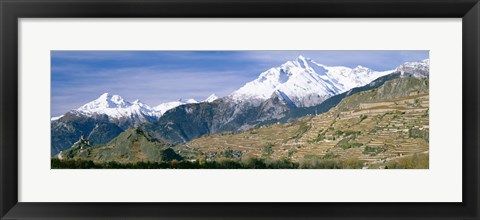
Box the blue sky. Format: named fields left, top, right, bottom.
left=51, top=50, right=428, bottom=116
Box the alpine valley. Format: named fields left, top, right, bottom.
left=51, top=56, right=430, bottom=169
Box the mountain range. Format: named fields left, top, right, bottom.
left=57, top=76, right=430, bottom=168
left=51, top=56, right=429, bottom=156
left=53, top=93, right=219, bottom=122
left=229, top=55, right=394, bottom=107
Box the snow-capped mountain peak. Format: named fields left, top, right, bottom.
left=78, top=93, right=130, bottom=112
left=297, top=55, right=307, bottom=60
left=229, top=55, right=394, bottom=107
left=291, top=55, right=310, bottom=68
left=51, top=115, right=64, bottom=121
left=52, top=57, right=428, bottom=123
left=67, top=93, right=203, bottom=122
left=184, top=98, right=199, bottom=104
left=132, top=99, right=143, bottom=105
left=397, top=59, right=429, bottom=70
left=397, top=59, right=430, bottom=78
left=352, top=65, right=370, bottom=72
left=175, top=98, right=198, bottom=104
left=73, top=93, right=157, bottom=122
left=110, top=94, right=127, bottom=106
left=153, top=101, right=184, bottom=115
left=152, top=98, right=198, bottom=116
left=204, top=94, right=219, bottom=103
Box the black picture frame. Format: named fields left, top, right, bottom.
left=1, top=0, right=479, bottom=219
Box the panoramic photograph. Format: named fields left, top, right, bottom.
left=51, top=51, right=429, bottom=169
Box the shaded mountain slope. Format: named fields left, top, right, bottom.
left=142, top=94, right=293, bottom=144
left=51, top=113, right=124, bottom=156
left=58, top=127, right=182, bottom=163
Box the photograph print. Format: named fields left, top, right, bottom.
left=51, top=51, right=429, bottom=169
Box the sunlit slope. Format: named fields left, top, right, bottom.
left=179, top=77, right=429, bottom=168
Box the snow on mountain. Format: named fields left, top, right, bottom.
left=184, top=98, right=199, bottom=104
left=204, top=94, right=219, bottom=103
left=50, top=115, right=64, bottom=121
left=50, top=93, right=202, bottom=122
left=152, top=99, right=193, bottom=116
left=397, top=59, right=430, bottom=78
left=74, top=93, right=159, bottom=120
left=52, top=57, right=429, bottom=122
left=152, top=101, right=184, bottom=115
left=230, top=55, right=394, bottom=107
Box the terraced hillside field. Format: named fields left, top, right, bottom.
left=176, top=78, right=429, bottom=168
